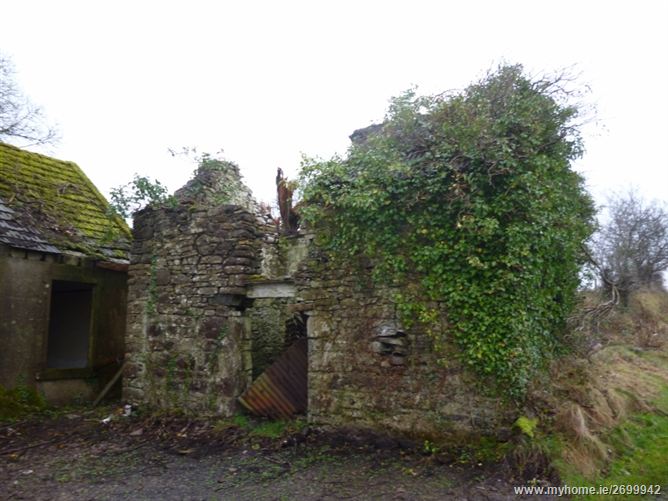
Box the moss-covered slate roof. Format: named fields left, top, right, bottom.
left=0, top=142, right=131, bottom=261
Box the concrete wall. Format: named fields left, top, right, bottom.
left=0, top=244, right=127, bottom=403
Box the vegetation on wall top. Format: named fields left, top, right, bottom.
left=299, top=65, right=596, bottom=398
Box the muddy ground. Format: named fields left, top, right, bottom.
left=1, top=407, right=552, bottom=500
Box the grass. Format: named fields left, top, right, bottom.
left=231, top=413, right=251, bottom=429
left=250, top=419, right=288, bottom=439
left=453, top=435, right=513, bottom=465
left=214, top=413, right=307, bottom=440
left=595, top=388, right=668, bottom=494
left=249, top=417, right=308, bottom=438
left=534, top=290, right=668, bottom=490
left=559, top=386, right=668, bottom=500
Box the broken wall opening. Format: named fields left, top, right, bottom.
left=46, top=280, right=93, bottom=369
left=285, top=312, right=308, bottom=348
left=249, top=297, right=293, bottom=379
left=241, top=298, right=309, bottom=419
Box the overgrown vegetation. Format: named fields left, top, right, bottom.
left=600, top=390, right=668, bottom=488
left=300, top=65, right=595, bottom=397
left=109, top=174, right=174, bottom=219
left=524, top=289, right=668, bottom=491
left=554, top=386, right=668, bottom=500
left=0, top=383, right=47, bottom=421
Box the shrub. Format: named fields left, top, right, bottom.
left=300, top=65, right=595, bottom=398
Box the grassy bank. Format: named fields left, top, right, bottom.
left=532, top=290, right=668, bottom=497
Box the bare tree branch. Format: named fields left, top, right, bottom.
left=574, top=244, right=620, bottom=332
left=0, top=53, right=59, bottom=146
left=589, top=190, right=668, bottom=304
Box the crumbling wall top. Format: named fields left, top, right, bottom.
left=174, top=158, right=258, bottom=214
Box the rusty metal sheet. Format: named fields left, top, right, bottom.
left=239, top=338, right=307, bottom=419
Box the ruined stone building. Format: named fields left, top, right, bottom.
left=124, top=157, right=508, bottom=442
left=0, top=143, right=130, bottom=403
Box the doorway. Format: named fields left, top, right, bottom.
left=239, top=311, right=308, bottom=418
left=46, top=280, right=94, bottom=369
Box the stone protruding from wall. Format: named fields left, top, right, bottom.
left=124, top=191, right=266, bottom=415
left=294, top=254, right=511, bottom=443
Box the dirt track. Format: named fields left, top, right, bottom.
left=0, top=408, right=550, bottom=500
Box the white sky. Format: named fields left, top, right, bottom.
left=1, top=0, right=666, bottom=210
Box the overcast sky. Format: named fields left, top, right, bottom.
left=1, top=0, right=666, bottom=211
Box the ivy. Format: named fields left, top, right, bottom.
left=300, top=65, right=595, bottom=399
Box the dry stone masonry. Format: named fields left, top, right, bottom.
left=293, top=256, right=509, bottom=442
left=124, top=160, right=511, bottom=442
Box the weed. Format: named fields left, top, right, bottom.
left=474, top=436, right=512, bottom=463
left=232, top=413, right=250, bottom=429
left=515, top=416, right=539, bottom=438
left=423, top=439, right=439, bottom=455
left=250, top=419, right=287, bottom=439
left=0, top=382, right=47, bottom=421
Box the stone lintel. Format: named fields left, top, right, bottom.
left=247, top=281, right=296, bottom=298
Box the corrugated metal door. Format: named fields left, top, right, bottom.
left=238, top=338, right=307, bottom=419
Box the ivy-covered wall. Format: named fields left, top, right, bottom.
left=294, top=251, right=511, bottom=442
left=299, top=66, right=595, bottom=399
left=123, top=160, right=512, bottom=440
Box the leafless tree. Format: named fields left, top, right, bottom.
left=0, top=53, right=58, bottom=146
left=591, top=191, right=668, bottom=303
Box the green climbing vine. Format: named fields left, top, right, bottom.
left=299, top=65, right=595, bottom=398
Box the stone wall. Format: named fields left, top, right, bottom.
left=295, top=255, right=510, bottom=443
left=248, top=297, right=293, bottom=378
left=123, top=162, right=510, bottom=440
left=122, top=160, right=299, bottom=416
left=249, top=233, right=312, bottom=377
left=123, top=203, right=263, bottom=416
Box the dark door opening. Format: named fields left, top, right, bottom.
left=284, top=312, right=307, bottom=348
left=46, top=280, right=93, bottom=369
